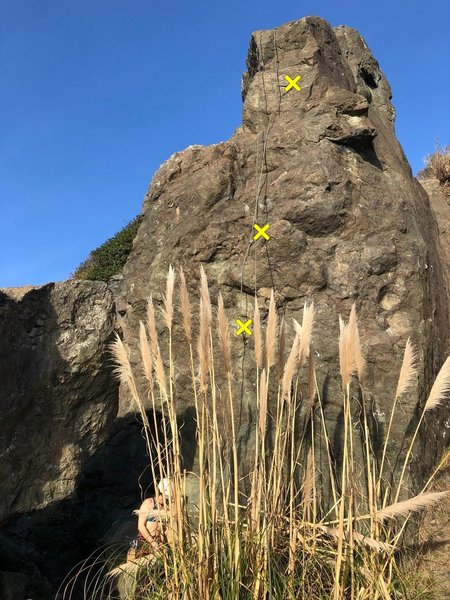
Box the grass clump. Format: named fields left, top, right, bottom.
left=73, top=215, right=143, bottom=281
left=418, top=144, right=450, bottom=197
left=61, top=267, right=449, bottom=599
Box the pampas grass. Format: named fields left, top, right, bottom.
left=67, top=269, right=448, bottom=600
left=265, top=289, right=277, bottom=369
left=161, top=265, right=175, bottom=331
left=375, top=491, right=450, bottom=522
left=338, top=315, right=353, bottom=389
left=253, top=298, right=263, bottom=369
left=179, top=268, right=192, bottom=343
left=146, top=297, right=167, bottom=396
left=395, top=338, right=417, bottom=400
left=139, top=321, right=153, bottom=389
left=298, top=301, right=314, bottom=368
left=217, top=294, right=232, bottom=378
left=281, top=331, right=300, bottom=400
left=424, top=355, right=450, bottom=411
left=348, top=303, right=365, bottom=383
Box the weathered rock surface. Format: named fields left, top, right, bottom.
left=0, top=281, right=117, bottom=520
left=421, top=179, right=450, bottom=295
left=117, top=16, right=450, bottom=499
left=0, top=281, right=118, bottom=598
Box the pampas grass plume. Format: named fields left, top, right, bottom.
left=375, top=491, right=449, bottom=521
left=424, top=355, right=450, bottom=412
left=253, top=298, right=263, bottom=369
left=217, top=294, right=232, bottom=378
left=179, top=268, right=192, bottom=343
left=161, top=265, right=175, bottom=330
left=266, top=290, right=278, bottom=369
left=395, top=338, right=417, bottom=399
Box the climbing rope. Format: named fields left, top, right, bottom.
left=236, top=30, right=284, bottom=427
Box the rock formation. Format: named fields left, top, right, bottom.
left=1, top=16, right=449, bottom=600
left=0, top=282, right=118, bottom=597
left=117, top=17, right=450, bottom=496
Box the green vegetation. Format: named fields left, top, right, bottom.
left=73, top=215, right=143, bottom=281
left=60, top=267, right=449, bottom=598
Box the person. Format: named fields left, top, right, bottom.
left=127, top=479, right=172, bottom=561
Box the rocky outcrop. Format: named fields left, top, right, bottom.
left=0, top=282, right=118, bottom=598
left=0, top=281, right=117, bottom=521
left=117, top=16, right=450, bottom=497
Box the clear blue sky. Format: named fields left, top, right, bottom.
left=1, top=1, right=449, bottom=287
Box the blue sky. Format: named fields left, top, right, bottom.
left=1, top=1, right=449, bottom=287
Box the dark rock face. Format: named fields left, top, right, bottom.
left=0, top=282, right=117, bottom=521
left=1, top=16, right=450, bottom=599
left=0, top=282, right=119, bottom=598
left=117, top=16, right=450, bottom=498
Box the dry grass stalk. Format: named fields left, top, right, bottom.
left=320, top=525, right=392, bottom=553
left=303, top=447, right=315, bottom=511
left=258, top=368, right=268, bottom=437
left=395, top=338, right=417, bottom=399
left=298, top=301, right=314, bottom=368
left=197, top=298, right=210, bottom=392
left=154, top=348, right=167, bottom=398
left=278, top=316, right=286, bottom=383
left=266, top=290, right=278, bottom=369
left=139, top=321, right=153, bottom=389
left=253, top=298, right=263, bottom=368
left=338, top=316, right=352, bottom=389
left=110, top=334, right=134, bottom=390
left=146, top=296, right=159, bottom=356
left=200, top=266, right=212, bottom=328
left=338, top=305, right=366, bottom=388
left=424, top=355, right=450, bottom=411
left=306, top=350, right=316, bottom=416
left=348, top=303, right=365, bottom=383
left=110, top=333, right=151, bottom=433
left=161, top=265, right=175, bottom=331
left=394, top=353, right=450, bottom=503
left=379, top=339, right=418, bottom=488
left=146, top=298, right=167, bottom=397
left=217, top=294, right=232, bottom=378
left=179, top=268, right=192, bottom=343
left=375, top=491, right=450, bottom=521
left=145, top=297, right=168, bottom=401
left=104, top=269, right=450, bottom=599
left=282, top=332, right=300, bottom=400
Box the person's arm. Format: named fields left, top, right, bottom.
left=137, top=499, right=159, bottom=546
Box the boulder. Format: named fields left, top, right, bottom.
left=117, top=16, right=450, bottom=499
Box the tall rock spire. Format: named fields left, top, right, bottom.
left=118, top=16, right=449, bottom=495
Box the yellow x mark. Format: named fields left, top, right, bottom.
left=253, top=223, right=270, bottom=241
left=285, top=75, right=301, bottom=92
left=236, top=319, right=253, bottom=336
